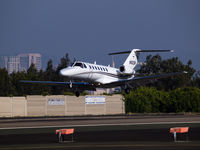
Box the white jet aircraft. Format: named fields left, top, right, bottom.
left=20, top=49, right=186, bottom=97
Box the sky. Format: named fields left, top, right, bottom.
left=0, top=0, right=200, bottom=70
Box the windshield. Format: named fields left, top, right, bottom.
left=73, top=62, right=83, bottom=68
left=72, top=62, right=88, bottom=68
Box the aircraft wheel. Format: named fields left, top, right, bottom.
left=125, top=88, right=130, bottom=94
left=75, top=91, right=80, bottom=97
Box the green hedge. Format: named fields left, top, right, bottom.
left=125, top=87, right=200, bottom=113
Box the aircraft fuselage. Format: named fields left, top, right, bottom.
left=59, top=61, right=134, bottom=87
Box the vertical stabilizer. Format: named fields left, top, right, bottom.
left=123, top=49, right=138, bottom=70
left=119, top=49, right=138, bottom=74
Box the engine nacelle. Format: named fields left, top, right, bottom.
left=119, top=65, right=134, bottom=75
left=119, top=65, right=125, bottom=73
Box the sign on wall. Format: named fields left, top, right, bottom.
left=48, top=98, right=65, bottom=105
left=85, top=96, right=106, bottom=104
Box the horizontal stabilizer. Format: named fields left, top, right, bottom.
left=109, top=49, right=173, bottom=55
left=108, top=51, right=132, bottom=55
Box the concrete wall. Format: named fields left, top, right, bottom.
left=46, top=95, right=66, bottom=116
left=66, top=96, right=85, bottom=116
left=106, top=95, right=124, bottom=114
left=27, top=95, right=46, bottom=116
left=0, top=95, right=124, bottom=117
left=12, top=97, right=26, bottom=117
left=0, top=97, right=26, bottom=117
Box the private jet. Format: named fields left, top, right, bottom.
left=20, top=49, right=186, bottom=97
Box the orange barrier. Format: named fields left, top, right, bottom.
left=56, top=128, right=74, bottom=142
left=170, top=127, right=189, bottom=141
left=170, top=127, right=189, bottom=133
left=56, top=128, right=74, bottom=135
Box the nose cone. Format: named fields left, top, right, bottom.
left=59, top=69, right=65, bottom=76
left=59, top=67, right=74, bottom=77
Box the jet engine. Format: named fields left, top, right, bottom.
left=119, top=65, right=125, bottom=73
left=119, top=65, right=134, bottom=75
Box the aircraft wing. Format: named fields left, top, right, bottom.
left=104, top=72, right=187, bottom=88
left=19, top=80, right=96, bottom=91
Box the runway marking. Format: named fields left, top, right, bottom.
left=0, top=121, right=200, bottom=130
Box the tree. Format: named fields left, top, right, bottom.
left=138, top=54, right=162, bottom=75
left=51, top=53, right=71, bottom=95
left=124, top=87, right=200, bottom=113
left=45, top=59, right=56, bottom=80
left=25, top=64, right=44, bottom=95
left=137, top=55, right=195, bottom=90
left=27, top=63, right=38, bottom=79
left=43, top=59, right=57, bottom=95
left=11, top=71, right=27, bottom=96
left=0, top=68, right=13, bottom=96
left=56, top=53, right=70, bottom=74
left=193, top=71, right=200, bottom=88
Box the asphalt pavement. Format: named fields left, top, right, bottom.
left=0, top=114, right=200, bottom=150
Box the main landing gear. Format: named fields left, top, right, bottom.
left=125, top=88, right=130, bottom=94
left=75, top=91, right=80, bottom=97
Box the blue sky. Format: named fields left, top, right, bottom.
left=0, top=0, right=200, bottom=70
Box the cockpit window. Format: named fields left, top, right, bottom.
left=73, top=62, right=83, bottom=68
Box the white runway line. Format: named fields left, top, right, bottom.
left=0, top=121, right=200, bottom=130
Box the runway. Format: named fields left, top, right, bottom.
left=0, top=115, right=200, bottom=150
left=0, top=114, right=200, bottom=129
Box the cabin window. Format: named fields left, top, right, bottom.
left=95, top=66, right=97, bottom=70
left=83, top=64, right=87, bottom=68
left=89, top=65, right=91, bottom=69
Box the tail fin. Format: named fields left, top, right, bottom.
left=109, top=49, right=173, bottom=75
left=122, top=49, right=138, bottom=73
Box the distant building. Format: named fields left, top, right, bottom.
left=0, top=56, right=20, bottom=74
left=7, top=56, right=20, bottom=74
left=18, top=53, right=42, bottom=72
left=0, top=53, right=42, bottom=74
left=0, top=56, right=8, bottom=69
left=18, top=54, right=29, bottom=72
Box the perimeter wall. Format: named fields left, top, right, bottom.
left=0, top=95, right=124, bottom=117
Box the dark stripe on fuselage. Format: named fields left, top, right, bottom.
left=73, top=71, right=132, bottom=79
